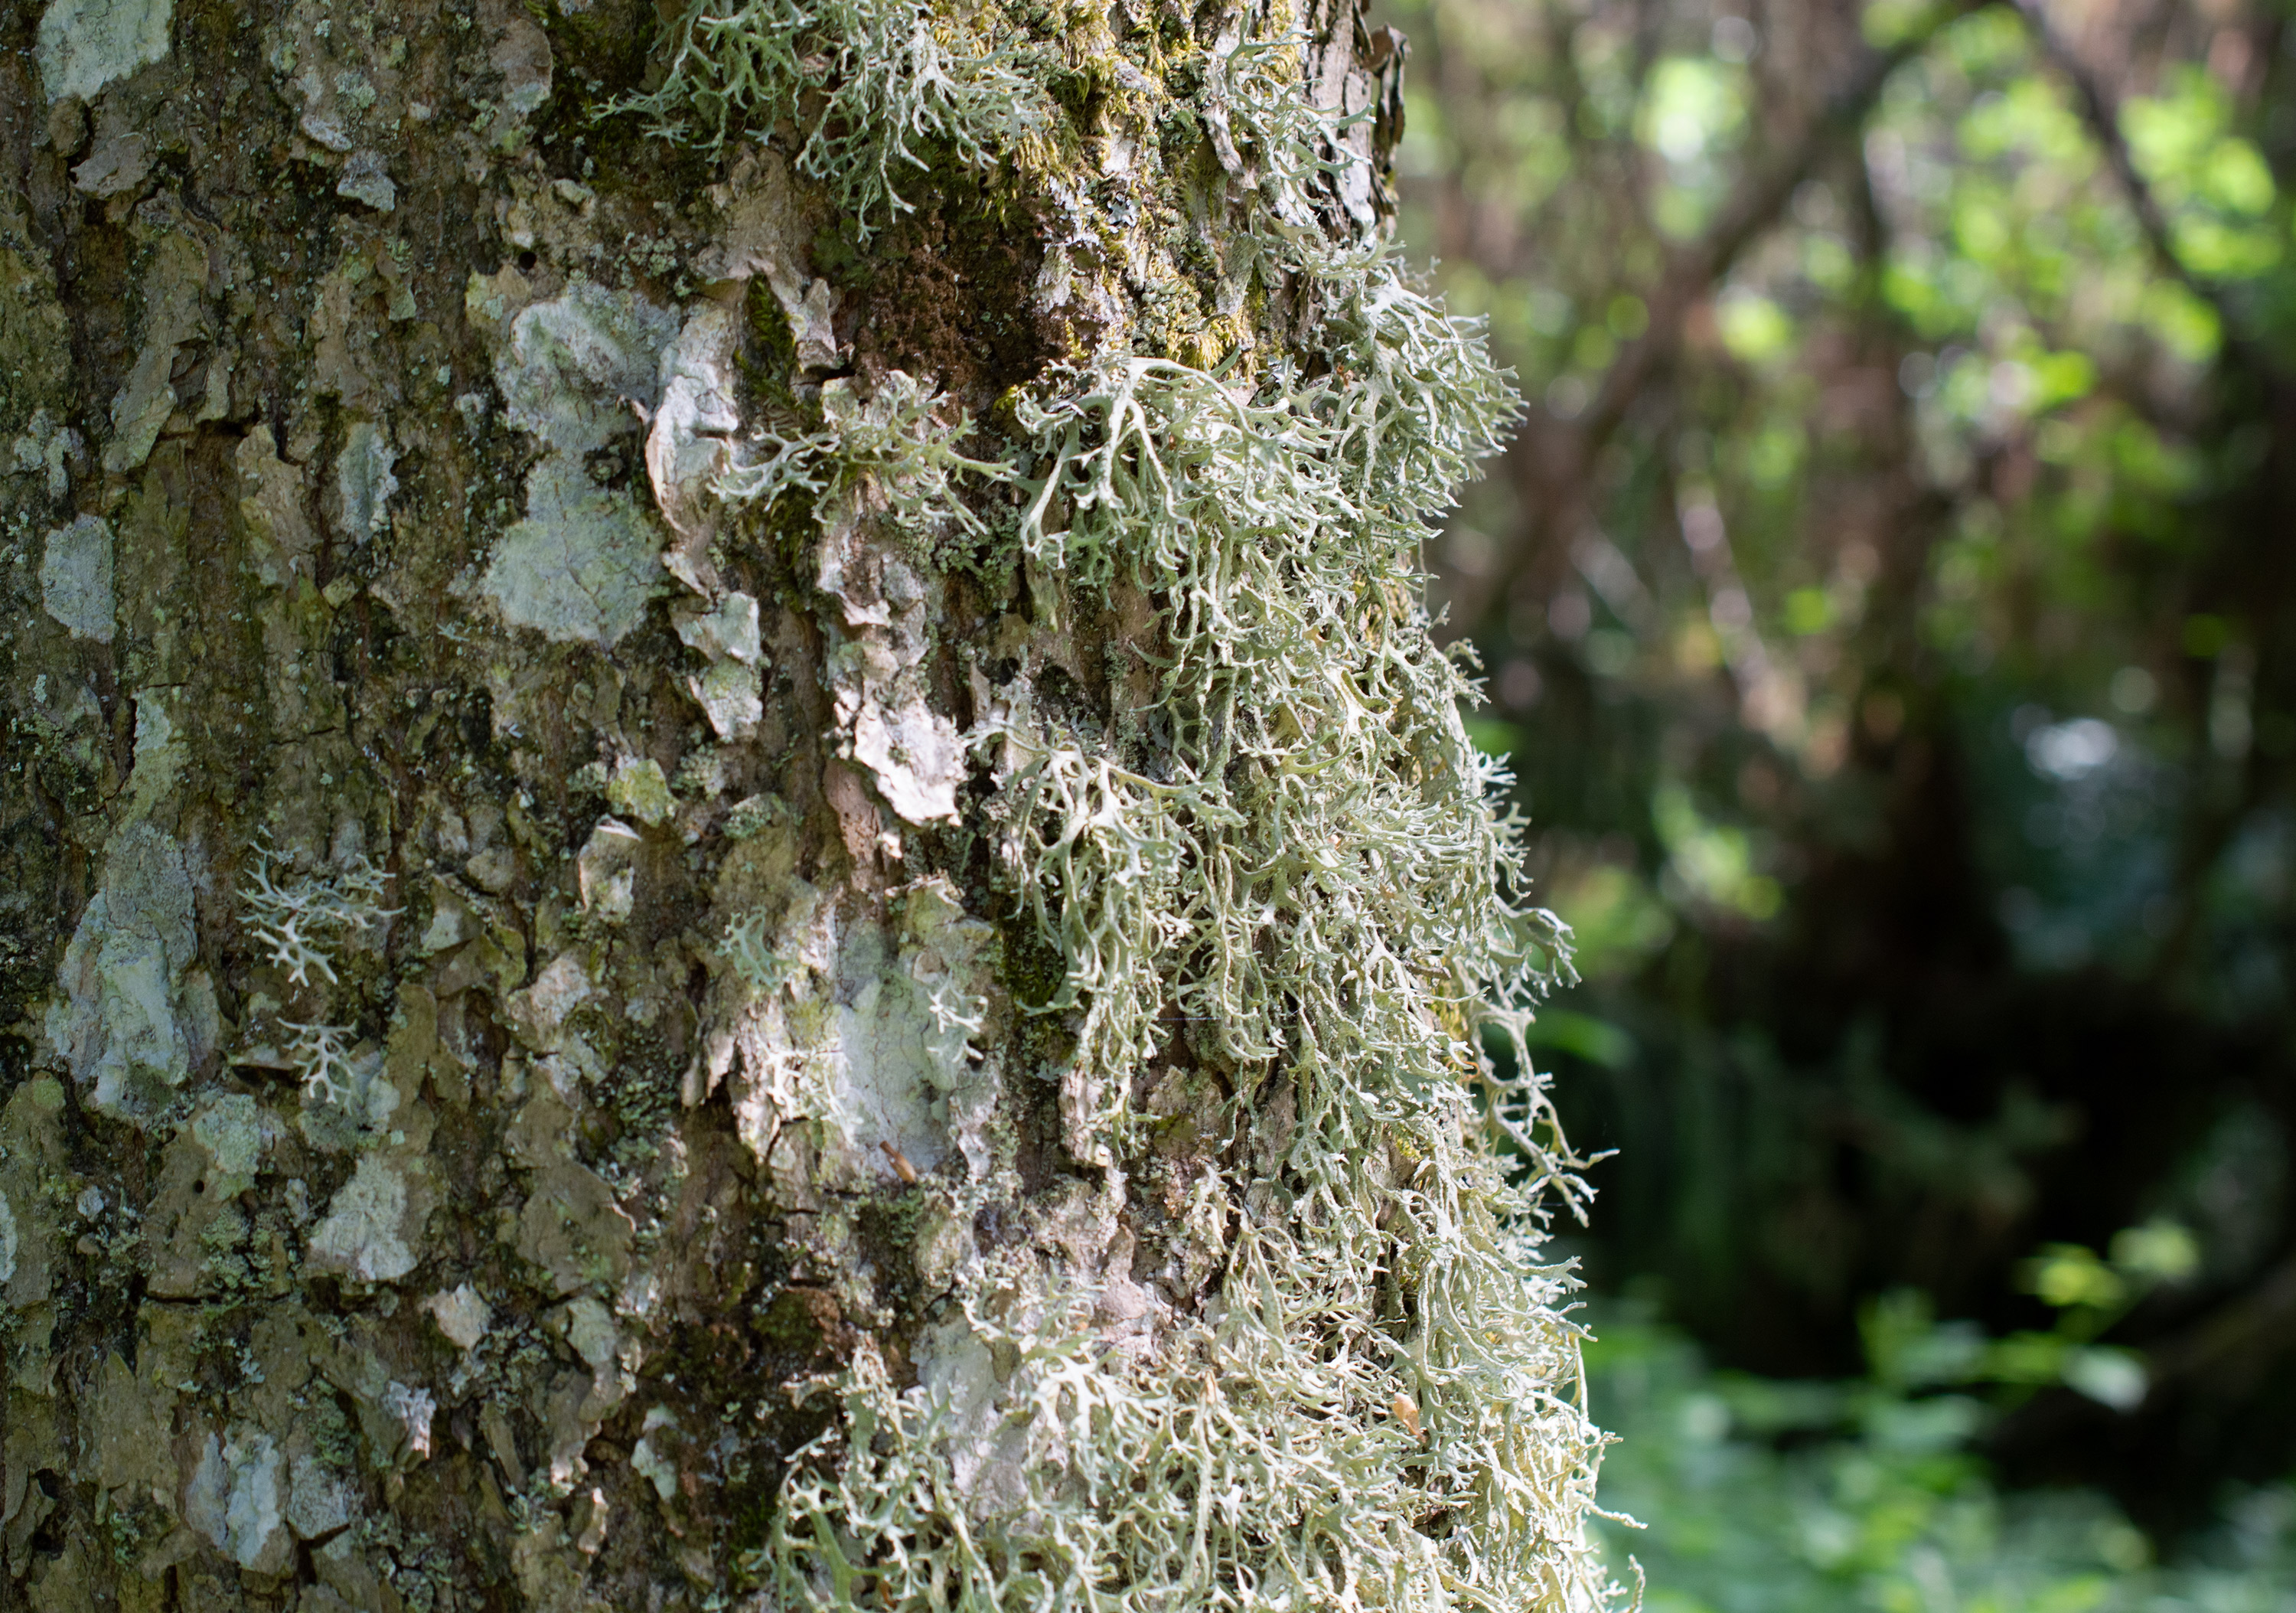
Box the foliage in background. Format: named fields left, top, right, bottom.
left=1379, top=0, right=2296, bottom=1546
left=1587, top=1302, right=2296, bottom=1613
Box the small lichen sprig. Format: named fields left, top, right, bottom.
left=1323, top=264, right=1523, bottom=523
left=719, top=371, right=1011, bottom=534
left=724, top=909, right=801, bottom=994
left=621, top=0, right=1049, bottom=235
left=280, top=1020, right=360, bottom=1106
left=1205, top=32, right=1523, bottom=490
left=979, top=731, right=1218, bottom=1154
left=1012, top=356, right=1346, bottom=596
left=1206, top=31, right=1371, bottom=248
left=239, top=842, right=397, bottom=988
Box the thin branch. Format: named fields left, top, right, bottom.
left=2011, top=0, right=2285, bottom=387
left=1574, top=0, right=1988, bottom=461
left=1452, top=1, right=1986, bottom=634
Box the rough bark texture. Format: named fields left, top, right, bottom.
left=2, top=3, right=1609, bottom=1611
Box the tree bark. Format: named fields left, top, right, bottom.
left=2, top=3, right=1609, bottom=1610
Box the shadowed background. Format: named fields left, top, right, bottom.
left=1381, top=0, right=2296, bottom=1597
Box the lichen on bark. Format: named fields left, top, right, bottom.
left=1, top=2, right=1614, bottom=1611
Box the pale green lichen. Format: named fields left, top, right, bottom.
left=188, top=1094, right=272, bottom=1198
left=1325, top=266, right=1525, bottom=522
left=335, top=420, right=399, bottom=540
left=724, top=907, right=800, bottom=995
left=605, top=756, right=677, bottom=827
left=494, top=282, right=679, bottom=458
left=719, top=370, right=1008, bottom=536
left=11, top=409, right=80, bottom=501
left=305, top=1155, right=416, bottom=1284
left=1208, top=32, right=1370, bottom=247
left=676, top=590, right=764, bottom=664
left=725, top=884, right=993, bottom=1193
left=595, top=11, right=1604, bottom=1608
left=622, top=0, right=1051, bottom=235
left=45, top=821, right=211, bottom=1118
left=765, top=333, right=1600, bottom=1608
left=481, top=284, right=680, bottom=645
left=720, top=14, right=1616, bottom=1588
left=777, top=1222, right=1603, bottom=1613
left=184, top=1425, right=289, bottom=1572
left=484, top=459, right=666, bottom=648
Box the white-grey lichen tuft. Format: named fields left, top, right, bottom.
left=238, top=842, right=396, bottom=990
left=717, top=370, right=1010, bottom=536
left=621, top=0, right=1050, bottom=236
left=279, top=1020, right=361, bottom=1107
left=767, top=344, right=1609, bottom=1608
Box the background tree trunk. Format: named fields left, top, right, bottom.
left=2, top=3, right=1609, bottom=1610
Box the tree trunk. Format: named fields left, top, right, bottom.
left=1, top=2, right=1611, bottom=1610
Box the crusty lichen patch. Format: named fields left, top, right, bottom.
left=39, top=514, right=115, bottom=642
left=478, top=281, right=680, bottom=646
left=44, top=821, right=214, bottom=1118
left=483, top=457, right=664, bottom=648
left=305, top=1155, right=418, bottom=1284
left=36, top=0, right=176, bottom=104
left=184, top=1425, right=290, bottom=1572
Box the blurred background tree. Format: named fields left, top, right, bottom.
left=1375, top=0, right=2296, bottom=1568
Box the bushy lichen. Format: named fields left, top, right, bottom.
left=765, top=339, right=1603, bottom=1606
left=708, top=15, right=1612, bottom=1612
left=775, top=1223, right=1603, bottom=1613
left=621, top=0, right=1052, bottom=237
left=279, top=1020, right=362, bottom=1107
left=719, top=369, right=1009, bottom=537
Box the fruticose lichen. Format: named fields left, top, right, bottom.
left=646, top=11, right=1616, bottom=1612
left=758, top=336, right=1605, bottom=1606
left=623, top=0, right=1052, bottom=234
left=719, top=369, right=1008, bottom=536
left=239, top=843, right=396, bottom=989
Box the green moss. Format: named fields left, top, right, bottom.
left=740, top=275, right=804, bottom=416
left=0, top=247, right=73, bottom=443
